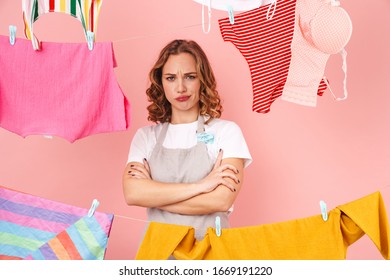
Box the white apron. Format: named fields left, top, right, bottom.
left=147, top=116, right=230, bottom=240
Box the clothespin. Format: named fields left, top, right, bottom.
left=266, top=0, right=277, bottom=20
left=88, top=199, right=100, bottom=217
left=215, top=216, right=221, bottom=237
left=319, top=200, right=328, bottom=221
left=201, top=0, right=211, bottom=34
left=9, top=25, right=17, bottom=45
left=227, top=5, right=234, bottom=25
left=87, top=31, right=95, bottom=51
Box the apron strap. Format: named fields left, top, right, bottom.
left=156, top=122, right=169, bottom=146
left=196, top=115, right=206, bottom=133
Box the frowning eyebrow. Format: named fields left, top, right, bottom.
left=163, top=72, right=198, bottom=76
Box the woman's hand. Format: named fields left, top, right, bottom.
left=196, top=149, right=239, bottom=194
left=125, top=158, right=152, bottom=180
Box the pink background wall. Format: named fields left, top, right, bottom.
left=1, top=0, right=390, bottom=260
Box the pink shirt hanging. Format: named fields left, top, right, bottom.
left=0, top=36, right=130, bottom=142
left=0, top=0, right=130, bottom=142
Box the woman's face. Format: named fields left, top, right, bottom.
left=162, top=52, right=201, bottom=122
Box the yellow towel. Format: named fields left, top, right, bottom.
left=136, top=191, right=390, bottom=260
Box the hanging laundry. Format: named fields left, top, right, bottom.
left=0, top=185, right=114, bottom=260
left=136, top=191, right=390, bottom=260
left=0, top=0, right=131, bottom=142
left=218, top=0, right=327, bottom=113
left=281, top=0, right=352, bottom=107
left=23, top=0, right=103, bottom=50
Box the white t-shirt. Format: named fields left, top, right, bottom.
left=127, top=118, right=252, bottom=168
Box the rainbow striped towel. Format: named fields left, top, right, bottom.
left=0, top=186, right=113, bottom=260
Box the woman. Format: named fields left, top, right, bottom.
left=122, top=39, right=252, bottom=241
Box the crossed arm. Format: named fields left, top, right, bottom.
left=122, top=150, right=244, bottom=215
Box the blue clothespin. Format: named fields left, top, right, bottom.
left=215, top=216, right=221, bottom=237
left=88, top=199, right=99, bottom=217
left=87, top=31, right=94, bottom=51
left=319, top=200, right=328, bottom=221
left=9, top=25, right=16, bottom=45
left=227, top=6, right=234, bottom=25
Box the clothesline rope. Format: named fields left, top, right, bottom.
left=114, top=214, right=219, bottom=232
left=113, top=186, right=390, bottom=225
left=3, top=21, right=215, bottom=44
left=112, top=22, right=212, bottom=43
left=114, top=214, right=148, bottom=223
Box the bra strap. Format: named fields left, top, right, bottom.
left=323, top=48, right=348, bottom=102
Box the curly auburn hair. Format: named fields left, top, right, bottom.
left=146, top=39, right=223, bottom=124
